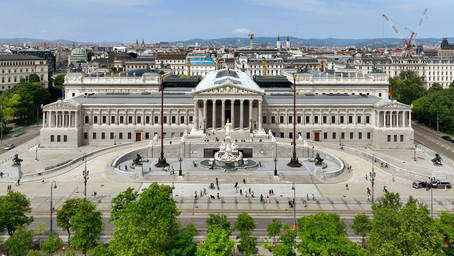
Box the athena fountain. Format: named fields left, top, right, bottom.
left=214, top=121, right=244, bottom=167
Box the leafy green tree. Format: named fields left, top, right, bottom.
left=234, top=212, right=256, bottom=232
left=27, top=250, right=43, bottom=256
left=234, top=212, right=258, bottom=255
left=1, top=93, right=22, bottom=121
left=0, top=191, right=34, bottom=235
left=266, top=218, right=282, bottom=244
left=40, top=231, right=64, bottom=255
left=413, top=87, right=454, bottom=133
left=108, top=51, right=117, bottom=59
left=389, top=70, right=426, bottom=105
left=54, top=74, right=66, bottom=86
left=428, top=83, right=443, bottom=92
left=351, top=213, right=371, bottom=248
left=3, top=226, right=35, bottom=256
left=367, top=192, right=443, bottom=255
left=87, top=51, right=94, bottom=62
left=196, top=225, right=236, bottom=256
left=437, top=212, right=454, bottom=254
left=263, top=223, right=297, bottom=256
left=70, top=200, right=104, bottom=256
left=57, top=198, right=83, bottom=246
left=167, top=223, right=197, bottom=256
left=88, top=244, right=114, bottom=256
left=109, top=183, right=181, bottom=255
left=29, top=73, right=40, bottom=83
left=206, top=213, right=231, bottom=232
left=298, top=212, right=364, bottom=255
left=109, top=187, right=138, bottom=222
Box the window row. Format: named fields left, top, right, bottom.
left=264, top=115, right=371, bottom=125
left=85, top=115, right=192, bottom=125
left=82, top=131, right=185, bottom=140
left=0, top=61, right=43, bottom=66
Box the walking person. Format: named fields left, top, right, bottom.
left=392, top=175, right=395, bottom=182
left=345, top=184, right=349, bottom=190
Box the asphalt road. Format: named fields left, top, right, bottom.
left=413, top=122, right=454, bottom=161
left=0, top=125, right=40, bottom=154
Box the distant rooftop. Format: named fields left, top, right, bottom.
left=0, top=54, right=44, bottom=61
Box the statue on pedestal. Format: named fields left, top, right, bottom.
left=12, top=154, right=23, bottom=165
left=133, top=154, right=143, bottom=166
left=315, top=153, right=324, bottom=165
left=432, top=153, right=442, bottom=165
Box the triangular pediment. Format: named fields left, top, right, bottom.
left=45, top=101, right=78, bottom=110
left=199, top=84, right=258, bottom=95
left=193, top=69, right=264, bottom=95
left=377, top=101, right=411, bottom=109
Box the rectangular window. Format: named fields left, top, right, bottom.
left=85, top=116, right=89, bottom=124
left=102, top=116, right=106, bottom=124
left=84, top=132, right=88, bottom=140
left=155, top=116, right=159, bottom=124
left=288, top=116, right=293, bottom=124
left=314, top=116, right=318, bottom=123
left=180, top=116, right=184, bottom=124
left=263, top=116, right=267, bottom=124
left=146, top=116, right=150, bottom=124
left=366, top=116, right=370, bottom=124
left=171, top=116, right=176, bottom=124
left=306, top=116, right=310, bottom=123
left=119, top=133, right=123, bottom=139
left=189, top=116, right=193, bottom=122
left=120, top=116, right=124, bottom=124
left=280, top=132, right=284, bottom=138
left=357, top=116, right=362, bottom=124
left=350, top=132, right=353, bottom=139
left=100, top=132, right=104, bottom=139
left=340, top=116, right=344, bottom=124
left=297, top=116, right=301, bottom=123
left=128, top=133, right=132, bottom=139
left=394, top=135, right=397, bottom=142
left=93, top=133, right=96, bottom=139
left=271, top=116, right=276, bottom=124
left=324, top=132, right=327, bottom=139
left=128, top=116, right=133, bottom=124
left=289, top=132, right=293, bottom=139
left=358, top=132, right=362, bottom=139
left=50, top=135, right=54, bottom=142
left=94, top=116, right=98, bottom=124
left=57, top=135, right=61, bottom=142
left=306, top=132, right=310, bottom=139
left=63, top=135, right=67, bottom=142
left=400, top=135, right=404, bottom=142
left=341, top=132, right=345, bottom=139
left=145, top=132, right=149, bottom=139
left=348, top=116, right=353, bottom=124
left=111, top=116, right=115, bottom=124
left=332, top=132, right=336, bottom=139
left=367, top=132, right=371, bottom=139
left=331, top=116, right=335, bottom=123
left=323, top=116, right=327, bottom=123
left=279, top=116, right=284, bottom=124
left=387, top=135, right=391, bottom=142
left=110, top=132, right=114, bottom=139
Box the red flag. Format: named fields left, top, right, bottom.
left=389, top=88, right=392, bottom=96
left=227, top=67, right=230, bottom=75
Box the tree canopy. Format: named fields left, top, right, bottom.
left=57, top=198, right=83, bottom=246
left=54, top=74, right=66, bottom=86
left=0, top=191, right=34, bottom=236
left=196, top=224, right=236, bottom=256
left=3, top=226, right=35, bottom=256
left=389, top=70, right=426, bottom=105
left=235, top=212, right=258, bottom=255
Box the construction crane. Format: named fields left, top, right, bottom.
left=248, top=34, right=255, bottom=49
left=409, top=8, right=428, bottom=46
left=382, top=14, right=412, bottom=50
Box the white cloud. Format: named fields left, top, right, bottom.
left=233, top=28, right=250, bottom=34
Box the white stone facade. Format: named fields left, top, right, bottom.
left=0, top=55, right=49, bottom=91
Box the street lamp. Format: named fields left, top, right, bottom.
left=35, top=146, right=38, bottom=161
left=178, top=157, right=182, bottom=176
left=312, top=146, right=314, bottom=158
left=274, top=158, right=278, bottom=176
left=414, top=142, right=417, bottom=162
left=289, top=74, right=300, bottom=167
left=156, top=73, right=168, bottom=167
left=291, top=182, right=296, bottom=230
left=50, top=181, right=57, bottom=233
left=83, top=153, right=89, bottom=200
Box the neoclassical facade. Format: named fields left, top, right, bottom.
left=40, top=69, right=413, bottom=149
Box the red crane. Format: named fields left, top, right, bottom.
left=409, top=8, right=428, bottom=46
left=382, top=14, right=411, bottom=50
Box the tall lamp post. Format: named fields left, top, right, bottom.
left=83, top=153, right=89, bottom=200
left=50, top=181, right=57, bottom=233
left=156, top=73, right=168, bottom=167
left=291, top=182, right=296, bottom=230
left=289, top=74, right=301, bottom=167
left=178, top=157, right=182, bottom=176
left=274, top=158, right=278, bottom=176
left=35, top=146, right=38, bottom=161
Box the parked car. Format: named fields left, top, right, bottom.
left=412, top=180, right=424, bottom=189
left=3, top=144, right=14, bottom=150
left=430, top=180, right=452, bottom=189
left=442, top=135, right=452, bottom=141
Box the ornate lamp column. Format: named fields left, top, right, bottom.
left=156, top=73, right=169, bottom=167
left=289, top=74, right=301, bottom=167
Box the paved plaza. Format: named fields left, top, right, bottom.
left=0, top=126, right=453, bottom=217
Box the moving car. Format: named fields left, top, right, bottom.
left=442, top=135, right=452, bottom=141
left=430, top=180, right=452, bottom=189
left=3, top=144, right=14, bottom=150
left=412, top=180, right=424, bottom=189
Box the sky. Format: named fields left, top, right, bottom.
left=0, top=0, right=451, bottom=43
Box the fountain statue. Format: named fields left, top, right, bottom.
left=214, top=120, right=243, bottom=167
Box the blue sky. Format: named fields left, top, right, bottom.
left=0, top=0, right=450, bottom=43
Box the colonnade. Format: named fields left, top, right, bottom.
left=378, top=110, right=411, bottom=128
left=43, top=110, right=78, bottom=128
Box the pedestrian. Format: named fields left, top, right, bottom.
left=271, top=189, right=274, bottom=195
left=248, top=187, right=251, bottom=194
left=385, top=163, right=388, bottom=168
left=345, top=184, right=349, bottom=190
left=251, top=191, right=254, bottom=198
left=200, top=190, right=203, bottom=198
left=260, top=194, right=263, bottom=202
left=259, top=161, right=262, bottom=167
left=125, top=165, right=127, bottom=170
left=204, top=188, right=206, bottom=195
left=235, top=182, right=238, bottom=188
left=194, top=191, right=197, bottom=199
left=240, top=189, right=243, bottom=195
left=383, top=186, right=387, bottom=193
left=243, top=178, right=246, bottom=184
left=94, top=192, right=97, bottom=197
left=266, top=195, right=270, bottom=203
left=392, top=175, right=395, bottom=182
left=381, top=162, right=384, bottom=168
left=149, top=167, right=151, bottom=171
left=17, top=179, right=20, bottom=186
left=367, top=187, right=371, bottom=195
left=216, top=177, right=219, bottom=185
left=304, top=200, right=307, bottom=207
left=0, top=171, right=3, bottom=178
left=365, top=174, right=368, bottom=180
left=217, top=193, right=220, bottom=199
left=42, top=177, right=44, bottom=183
left=312, top=194, right=315, bottom=200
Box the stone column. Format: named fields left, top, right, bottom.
left=212, top=100, right=216, bottom=129
left=249, top=99, right=253, bottom=130
left=240, top=100, right=244, bottom=129
left=231, top=100, right=235, bottom=129
left=203, top=100, right=207, bottom=131
left=382, top=111, right=385, bottom=128
left=75, top=111, right=78, bottom=128
left=193, top=100, right=198, bottom=130
left=42, top=111, right=45, bottom=128
left=69, top=111, right=72, bottom=127
left=48, top=111, right=51, bottom=128
left=221, top=100, right=225, bottom=127
left=409, top=111, right=412, bottom=128
left=258, top=100, right=262, bottom=131
left=396, top=111, right=399, bottom=128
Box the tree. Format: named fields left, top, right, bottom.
left=54, top=74, right=66, bottom=86
left=87, top=51, right=94, bottom=62
left=234, top=212, right=258, bottom=255
left=3, top=226, right=35, bottom=256
left=429, top=83, right=443, bottom=92
left=167, top=223, right=197, bottom=256
left=57, top=198, right=83, bottom=246
left=367, top=192, right=444, bottom=255
left=108, top=51, right=117, bottom=59
left=351, top=213, right=371, bottom=248
left=263, top=223, right=297, bottom=256
left=389, top=70, right=426, bottom=105
left=109, top=187, right=138, bottom=222
left=40, top=231, right=64, bottom=255
left=88, top=245, right=114, bottom=256
left=196, top=225, right=236, bottom=256
left=70, top=200, right=104, bottom=256
left=234, top=212, right=256, bottom=233
left=265, top=218, right=282, bottom=246
left=298, top=212, right=364, bottom=256
left=206, top=213, right=231, bottom=232
left=109, top=183, right=181, bottom=255
left=29, top=73, right=40, bottom=83
left=437, top=212, right=454, bottom=254
left=0, top=191, right=34, bottom=235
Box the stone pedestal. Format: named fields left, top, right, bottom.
left=432, top=165, right=444, bottom=180
left=135, top=165, right=143, bottom=179
left=10, top=164, right=22, bottom=179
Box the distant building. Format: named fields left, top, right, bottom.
left=438, top=37, right=454, bottom=58
left=125, top=56, right=155, bottom=71
left=0, top=54, right=49, bottom=91
left=11, top=50, right=56, bottom=72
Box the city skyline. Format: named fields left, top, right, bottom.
left=0, top=0, right=451, bottom=43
